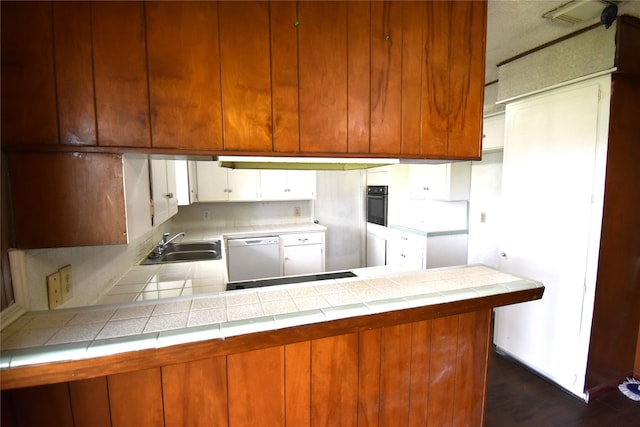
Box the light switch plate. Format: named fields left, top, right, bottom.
left=59, top=265, right=72, bottom=302
left=47, top=272, right=62, bottom=309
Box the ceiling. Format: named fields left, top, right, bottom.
left=485, top=0, right=640, bottom=83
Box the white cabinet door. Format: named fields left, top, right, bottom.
left=194, top=161, right=228, bottom=201
left=194, top=162, right=259, bottom=202
left=260, top=170, right=316, bottom=200
left=386, top=229, right=425, bottom=270
left=408, top=162, right=471, bottom=200
left=493, top=77, right=609, bottom=398
left=366, top=232, right=386, bottom=267
left=286, top=170, right=316, bottom=199
left=150, top=159, right=179, bottom=226
left=283, top=244, right=323, bottom=276
left=281, top=232, right=325, bottom=276
left=227, top=169, right=259, bottom=201
left=123, top=155, right=152, bottom=242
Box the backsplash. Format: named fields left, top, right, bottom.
left=170, top=200, right=313, bottom=233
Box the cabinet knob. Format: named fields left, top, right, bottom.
left=165, top=192, right=174, bottom=199
left=500, top=252, right=507, bottom=257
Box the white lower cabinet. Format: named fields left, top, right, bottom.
left=386, top=229, right=426, bottom=270
left=280, top=232, right=325, bottom=276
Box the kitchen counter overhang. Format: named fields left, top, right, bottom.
left=0, top=264, right=543, bottom=391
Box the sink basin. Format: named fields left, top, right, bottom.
left=140, top=240, right=222, bottom=264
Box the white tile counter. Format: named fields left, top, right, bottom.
left=0, top=264, right=542, bottom=371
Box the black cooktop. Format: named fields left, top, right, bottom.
left=226, top=271, right=357, bottom=291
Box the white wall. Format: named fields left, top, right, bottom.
left=467, top=150, right=503, bottom=268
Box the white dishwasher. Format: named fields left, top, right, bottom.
left=227, top=237, right=280, bottom=282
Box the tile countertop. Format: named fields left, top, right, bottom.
left=96, top=222, right=328, bottom=305
left=0, top=264, right=543, bottom=370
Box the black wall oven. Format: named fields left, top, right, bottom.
left=367, top=185, right=388, bottom=226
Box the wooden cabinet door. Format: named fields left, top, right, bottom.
left=370, top=1, right=403, bottom=154
left=270, top=1, right=300, bottom=153
left=347, top=1, right=371, bottom=154
left=8, top=152, right=127, bottom=248
left=298, top=1, right=348, bottom=154
left=146, top=1, right=222, bottom=150
left=92, top=1, right=150, bottom=148
left=421, top=1, right=450, bottom=157
left=53, top=1, right=97, bottom=146
left=1, top=1, right=58, bottom=146
left=219, top=1, right=272, bottom=152
left=448, top=0, right=486, bottom=159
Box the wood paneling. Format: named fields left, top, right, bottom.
left=270, top=1, right=300, bottom=153
left=347, top=1, right=371, bottom=154
left=92, top=1, right=150, bottom=147
left=447, top=0, right=486, bottom=159
left=370, top=1, right=403, bottom=154
left=162, top=356, right=228, bottom=426
left=452, top=309, right=492, bottom=426
left=2, top=308, right=506, bottom=426
left=379, top=324, right=413, bottom=425
left=358, top=329, right=382, bottom=427
left=585, top=71, right=640, bottom=391
left=219, top=1, right=273, bottom=151
left=408, top=320, right=431, bottom=426
left=8, top=152, right=127, bottom=248
left=53, top=1, right=97, bottom=146
left=6, top=382, right=73, bottom=427
left=228, top=346, right=285, bottom=425
left=68, top=377, right=111, bottom=427
left=298, top=1, right=348, bottom=153
left=0, top=1, right=58, bottom=145
left=311, top=333, right=359, bottom=426
left=421, top=1, right=450, bottom=157
left=285, top=341, right=311, bottom=426
left=146, top=1, right=223, bottom=150
left=400, top=1, right=426, bottom=156
left=108, top=368, right=164, bottom=427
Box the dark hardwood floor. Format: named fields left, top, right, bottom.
left=485, top=349, right=640, bottom=426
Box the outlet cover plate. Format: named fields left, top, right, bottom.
left=59, top=265, right=72, bottom=302
left=47, top=272, right=62, bottom=309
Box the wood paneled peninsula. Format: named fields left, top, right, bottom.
left=1, top=265, right=543, bottom=426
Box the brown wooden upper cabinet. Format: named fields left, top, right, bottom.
left=0, top=1, right=486, bottom=160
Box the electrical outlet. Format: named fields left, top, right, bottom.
left=480, top=212, right=487, bottom=223
left=47, top=272, right=62, bottom=309
left=59, top=265, right=72, bottom=302
left=202, top=210, right=211, bottom=220
left=294, top=206, right=301, bottom=217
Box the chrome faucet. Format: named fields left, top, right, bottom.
left=156, top=231, right=185, bottom=254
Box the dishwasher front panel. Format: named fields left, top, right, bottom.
left=227, top=237, right=280, bottom=282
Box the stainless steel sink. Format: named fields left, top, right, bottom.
left=140, top=240, right=222, bottom=265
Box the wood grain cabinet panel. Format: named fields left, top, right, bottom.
left=370, top=1, right=403, bottom=154
left=92, top=1, right=151, bottom=148
left=68, top=377, right=112, bottom=427
left=421, top=1, right=451, bottom=157
left=447, top=0, right=486, bottom=159
left=270, top=1, right=300, bottom=153
left=0, top=1, right=58, bottom=146
left=357, top=329, right=381, bottom=427
left=146, top=1, right=223, bottom=150
left=219, top=1, right=273, bottom=152
left=108, top=368, right=164, bottom=427
left=298, top=1, right=349, bottom=154
left=285, top=342, right=311, bottom=426
left=53, top=1, right=97, bottom=146
left=162, top=356, right=228, bottom=426
left=7, top=152, right=128, bottom=249
left=346, top=1, right=371, bottom=154
left=228, top=347, right=285, bottom=425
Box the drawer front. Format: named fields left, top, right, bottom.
left=280, top=232, right=323, bottom=246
